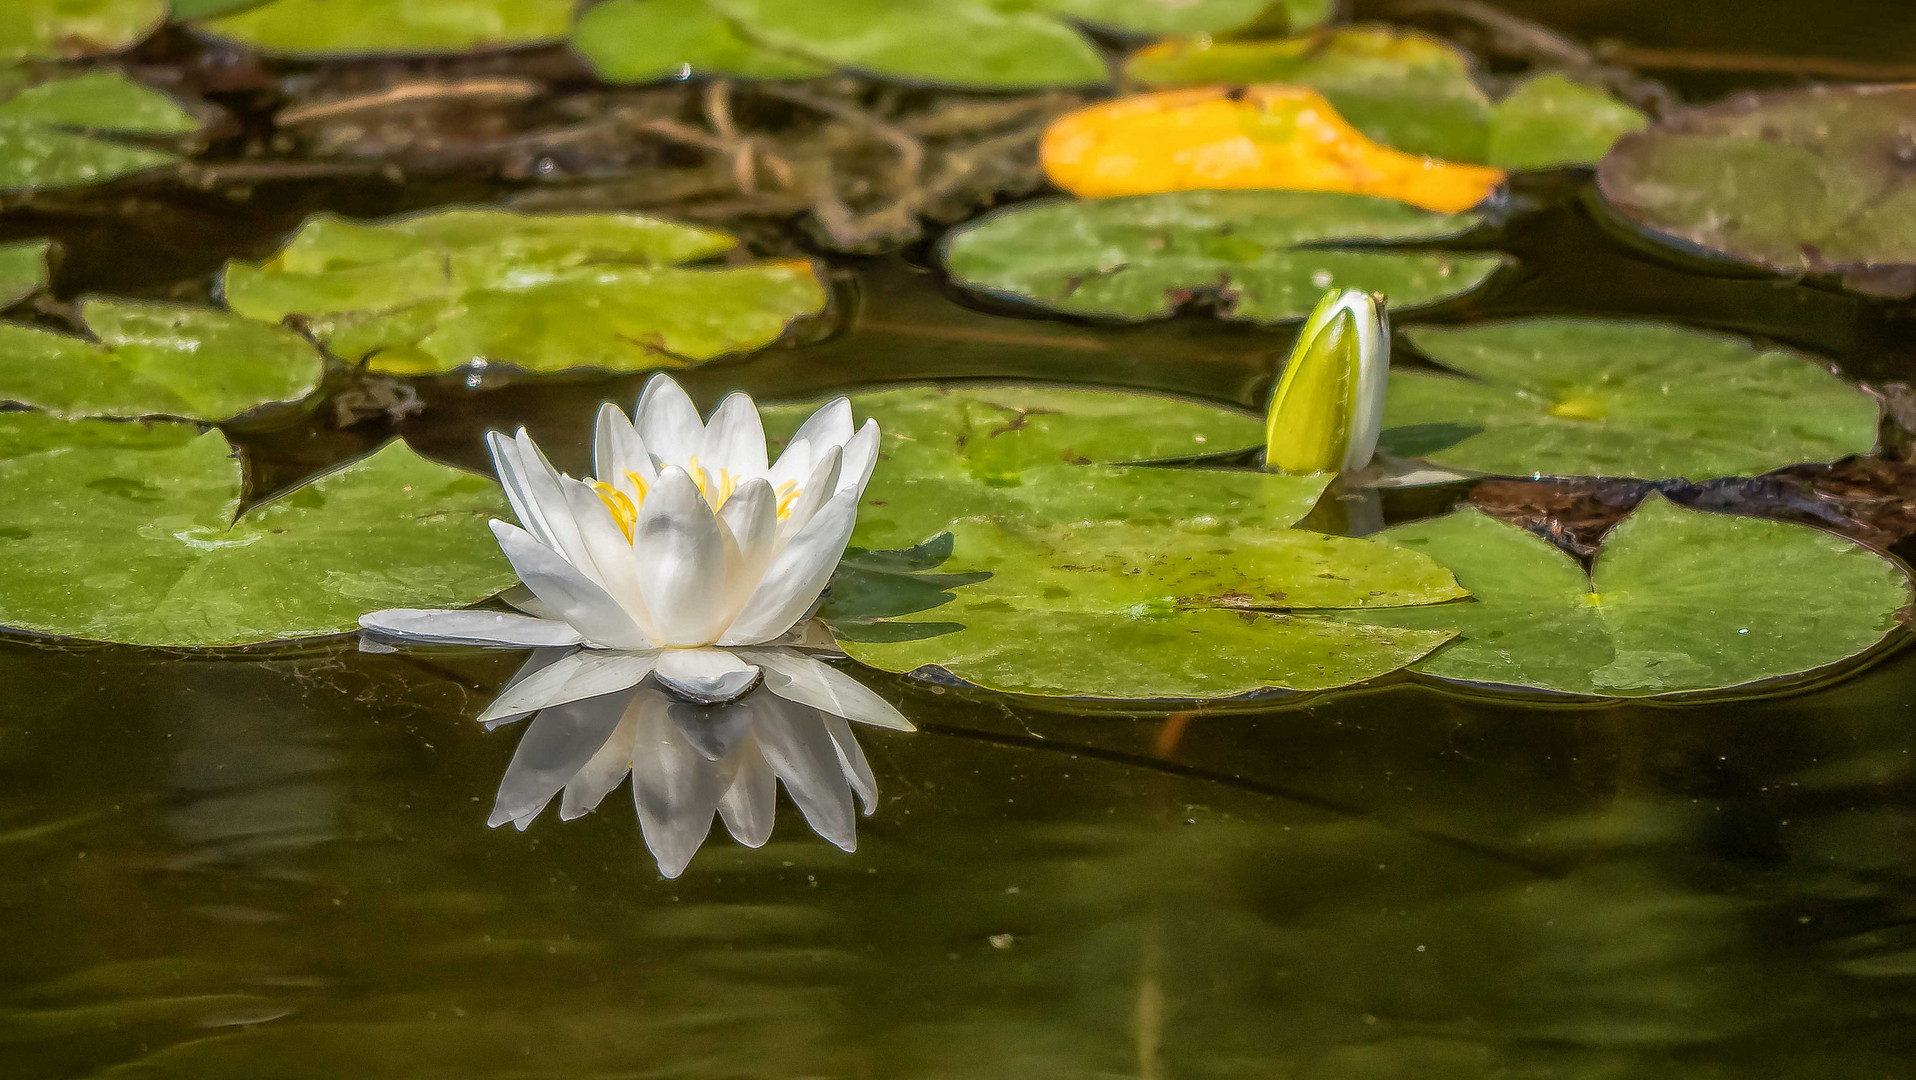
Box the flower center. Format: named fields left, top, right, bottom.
left=591, top=470, right=648, bottom=541
left=590, top=463, right=807, bottom=542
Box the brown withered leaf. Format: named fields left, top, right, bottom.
left=1471, top=456, right=1916, bottom=557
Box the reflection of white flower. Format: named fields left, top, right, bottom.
left=486, top=651, right=893, bottom=877
left=360, top=374, right=884, bottom=705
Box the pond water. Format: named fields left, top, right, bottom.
left=5, top=2, right=1916, bottom=1078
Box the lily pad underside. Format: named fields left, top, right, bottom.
left=222, top=208, right=826, bottom=375
left=0, top=413, right=515, bottom=646
left=0, top=298, right=324, bottom=421
left=1380, top=318, right=1880, bottom=481
left=1597, top=84, right=1916, bottom=297
left=942, top=190, right=1503, bottom=323
left=1362, top=499, right=1913, bottom=697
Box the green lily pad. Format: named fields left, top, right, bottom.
left=0, top=70, right=201, bottom=191
left=1126, top=29, right=1646, bottom=168
left=1, top=0, right=167, bottom=61
left=1380, top=318, right=1881, bottom=481
left=169, top=0, right=267, bottom=17
left=782, top=382, right=1464, bottom=698
left=0, top=298, right=324, bottom=420
left=221, top=208, right=825, bottom=376
left=1486, top=73, right=1648, bottom=171
left=1360, top=499, right=1913, bottom=696
left=194, top=0, right=574, bottom=56
left=1597, top=84, right=1916, bottom=296
left=0, top=413, right=515, bottom=646
left=1034, top=0, right=1308, bottom=36
left=942, top=190, right=1501, bottom=323
left=572, top=0, right=829, bottom=83
left=0, top=239, right=49, bottom=309
left=763, top=383, right=1293, bottom=549
left=826, top=512, right=1464, bottom=699
left=0, top=69, right=199, bottom=133
left=1125, top=26, right=1494, bottom=162
left=708, top=0, right=1108, bottom=89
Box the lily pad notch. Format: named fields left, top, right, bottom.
left=1361, top=498, right=1913, bottom=697
left=1380, top=317, right=1881, bottom=481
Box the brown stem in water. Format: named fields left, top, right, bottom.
left=1591, top=43, right=1916, bottom=82
left=274, top=77, right=544, bottom=127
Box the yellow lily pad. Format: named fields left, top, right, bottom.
left=1041, top=85, right=1506, bottom=214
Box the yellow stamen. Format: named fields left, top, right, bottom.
left=774, top=480, right=802, bottom=521
left=592, top=481, right=637, bottom=541
left=686, top=454, right=741, bottom=509
left=688, top=455, right=709, bottom=501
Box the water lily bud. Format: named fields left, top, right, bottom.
left=1263, top=288, right=1389, bottom=475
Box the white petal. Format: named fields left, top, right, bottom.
left=716, top=733, right=777, bottom=848
left=821, top=712, right=877, bottom=814
left=488, top=691, right=629, bottom=829
left=696, top=392, right=769, bottom=478
left=560, top=699, right=644, bottom=820
left=559, top=477, right=656, bottom=637
left=719, top=487, right=859, bottom=646
left=510, top=430, right=599, bottom=581
left=749, top=649, right=913, bottom=731
left=787, top=396, right=854, bottom=456
left=498, top=584, right=558, bottom=621
left=1344, top=300, right=1390, bottom=473
left=776, top=444, right=842, bottom=543
left=836, top=419, right=880, bottom=497
left=487, top=430, right=559, bottom=550
left=631, top=467, right=729, bottom=646
left=753, top=704, right=857, bottom=852
left=477, top=650, right=658, bottom=724
left=636, top=374, right=704, bottom=467
left=593, top=403, right=656, bottom=490
left=654, top=647, right=761, bottom=704
left=491, top=521, right=652, bottom=650
left=716, top=477, right=779, bottom=622
left=630, top=694, right=726, bottom=878
left=765, top=436, right=814, bottom=494
left=357, top=608, right=581, bottom=648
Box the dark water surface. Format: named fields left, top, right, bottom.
left=6, top=2, right=1916, bottom=1077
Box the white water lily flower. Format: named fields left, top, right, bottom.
left=360, top=374, right=892, bottom=710
left=485, top=666, right=884, bottom=878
